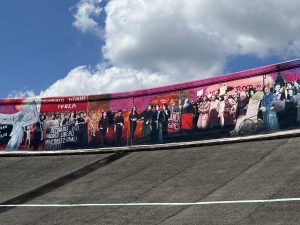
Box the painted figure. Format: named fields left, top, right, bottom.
left=294, top=89, right=300, bottom=127
left=140, top=104, right=153, bottom=137
left=77, top=112, right=85, bottom=125
left=231, top=88, right=264, bottom=136
left=197, top=96, right=210, bottom=129
left=129, top=106, right=139, bottom=141
left=169, top=99, right=181, bottom=131
left=261, top=86, right=279, bottom=132
left=182, top=98, right=193, bottom=114
left=162, top=104, right=170, bottom=138
left=68, top=111, right=76, bottom=125
left=209, top=95, right=220, bottom=128
left=114, top=110, right=124, bottom=146
left=6, top=113, right=26, bottom=151
left=98, top=111, right=109, bottom=147
left=270, top=92, right=285, bottom=129
left=236, top=92, right=249, bottom=118
left=220, top=94, right=237, bottom=127
left=32, top=122, right=42, bottom=150
left=59, top=112, right=67, bottom=126
left=151, top=104, right=164, bottom=143
left=47, top=114, right=59, bottom=127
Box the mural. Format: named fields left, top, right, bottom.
left=1, top=60, right=300, bottom=151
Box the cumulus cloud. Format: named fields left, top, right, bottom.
left=103, top=0, right=300, bottom=81
left=40, top=65, right=170, bottom=97
left=72, top=0, right=103, bottom=36
left=43, top=0, right=300, bottom=98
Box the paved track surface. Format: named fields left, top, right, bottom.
left=0, top=137, right=300, bottom=224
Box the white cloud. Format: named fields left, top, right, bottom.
left=72, top=0, right=103, bottom=36
left=40, top=65, right=170, bottom=97
left=44, top=0, right=300, bottom=98
left=7, top=89, right=36, bottom=99
left=103, top=0, right=300, bottom=80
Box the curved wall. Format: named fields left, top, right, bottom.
left=1, top=59, right=300, bottom=151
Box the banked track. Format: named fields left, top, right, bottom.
left=0, top=136, right=300, bottom=225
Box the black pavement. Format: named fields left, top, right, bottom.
left=0, top=137, right=300, bottom=224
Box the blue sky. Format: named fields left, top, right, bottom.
left=1, top=0, right=300, bottom=98
left=0, top=0, right=103, bottom=98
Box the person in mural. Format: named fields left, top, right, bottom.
left=68, top=111, right=76, bottom=125
left=191, top=100, right=199, bottom=129
left=98, top=111, right=109, bottom=147
left=181, top=98, right=194, bottom=130
left=107, top=107, right=115, bottom=125
left=197, top=95, right=210, bottom=129
left=294, top=81, right=300, bottom=93
left=294, top=89, right=300, bottom=127
left=140, top=104, right=153, bottom=137
left=170, top=99, right=179, bottom=113
left=32, top=122, right=42, bottom=150
left=77, top=112, right=85, bottom=125
left=169, top=99, right=181, bottom=131
left=231, top=87, right=264, bottom=136
left=275, top=82, right=297, bottom=129
left=282, top=84, right=297, bottom=129
left=39, top=113, right=46, bottom=141
left=272, top=84, right=285, bottom=127
left=76, top=111, right=86, bottom=147
left=182, top=98, right=193, bottom=114
left=219, top=94, right=237, bottom=127
left=6, top=113, right=25, bottom=151
left=129, top=106, right=139, bottom=142
left=3, top=102, right=39, bottom=151
left=151, top=104, right=164, bottom=143
left=162, top=104, right=170, bottom=138
left=236, top=92, right=249, bottom=118
left=270, top=92, right=285, bottom=129
left=59, top=112, right=67, bottom=126
left=260, top=86, right=279, bottom=132
left=178, top=99, right=183, bottom=114
left=83, top=112, right=92, bottom=137
left=232, top=93, right=239, bottom=104
left=47, top=114, right=59, bottom=127
left=209, top=94, right=220, bottom=128
left=114, top=110, right=124, bottom=146
left=274, top=84, right=282, bottom=98
left=90, top=111, right=99, bottom=137
left=249, top=88, right=256, bottom=98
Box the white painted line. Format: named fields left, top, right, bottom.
left=1, top=198, right=300, bottom=207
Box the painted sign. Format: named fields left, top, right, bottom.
left=44, top=123, right=88, bottom=150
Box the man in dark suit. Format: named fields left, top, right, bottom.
left=151, top=104, right=165, bottom=143
left=114, top=110, right=124, bottom=146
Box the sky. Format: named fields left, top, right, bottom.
left=1, top=0, right=300, bottom=98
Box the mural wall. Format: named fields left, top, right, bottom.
left=1, top=60, right=300, bottom=151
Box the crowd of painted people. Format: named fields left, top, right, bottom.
left=192, top=81, right=300, bottom=134
left=95, top=104, right=172, bottom=145
left=259, top=81, right=300, bottom=131
left=20, top=79, right=300, bottom=150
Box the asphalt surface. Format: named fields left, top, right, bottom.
left=0, top=137, right=300, bottom=224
